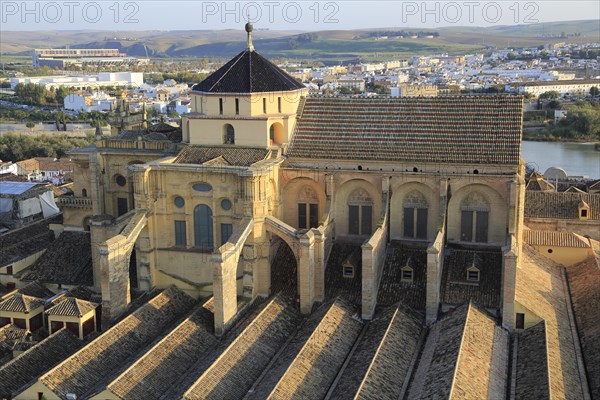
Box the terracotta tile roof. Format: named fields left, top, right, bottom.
left=0, top=218, right=56, bottom=268
left=515, top=321, right=550, bottom=399
left=524, top=230, right=590, bottom=248
left=516, top=245, right=586, bottom=399
left=351, top=305, right=425, bottom=400
left=0, top=329, right=82, bottom=399
left=183, top=296, right=301, bottom=400
left=288, top=96, right=523, bottom=165
left=173, top=146, right=270, bottom=167
left=0, top=293, right=45, bottom=313
left=567, top=255, right=600, bottom=399
left=377, top=243, right=428, bottom=311
left=267, top=297, right=363, bottom=399
left=441, top=246, right=503, bottom=309
left=107, top=299, right=216, bottom=400
left=191, top=49, right=305, bottom=93
left=525, top=191, right=600, bottom=220
left=45, top=297, right=97, bottom=317
left=18, top=231, right=93, bottom=286
left=38, top=286, right=196, bottom=399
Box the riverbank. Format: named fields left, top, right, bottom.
left=522, top=141, right=600, bottom=179
left=522, top=130, right=599, bottom=146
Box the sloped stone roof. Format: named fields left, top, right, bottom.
left=0, top=329, right=82, bottom=399
left=516, top=245, right=586, bottom=399
left=183, top=296, right=301, bottom=400
left=18, top=231, right=93, bottom=286
left=441, top=246, right=503, bottom=309
left=268, top=297, right=363, bottom=399
left=288, top=96, right=523, bottom=165
left=38, top=286, right=196, bottom=399
left=45, top=297, right=97, bottom=317
left=350, top=304, right=424, bottom=400
left=377, top=243, right=428, bottom=311
left=567, top=255, right=600, bottom=399
left=173, top=146, right=270, bottom=167
left=525, top=191, right=600, bottom=220
left=191, top=49, right=305, bottom=93
left=0, top=293, right=45, bottom=313
left=0, top=217, right=56, bottom=268
left=406, top=302, right=509, bottom=399
left=107, top=299, right=216, bottom=400
left=515, top=321, right=550, bottom=399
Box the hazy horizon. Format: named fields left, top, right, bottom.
left=1, top=1, right=598, bottom=32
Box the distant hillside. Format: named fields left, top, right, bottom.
left=2, top=20, right=598, bottom=61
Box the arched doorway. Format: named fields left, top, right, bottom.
left=269, top=122, right=284, bottom=145
left=270, top=237, right=298, bottom=299
left=194, top=204, right=214, bottom=250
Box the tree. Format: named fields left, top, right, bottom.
left=25, top=121, right=35, bottom=131
left=523, top=91, right=534, bottom=99
left=540, top=91, right=560, bottom=100
left=546, top=100, right=562, bottom=110
left=590, top=86, right=599, bottom=98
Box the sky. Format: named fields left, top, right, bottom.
left=0, top=0, right=598, bottom=31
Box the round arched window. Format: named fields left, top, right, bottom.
left=174, top=196, right=185, bottom=208
left=221, top=199, right=232, bottom=211
left=116, top=175, right=126, bottom=187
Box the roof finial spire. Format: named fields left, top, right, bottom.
left=245, top=20, right=254, bottom=51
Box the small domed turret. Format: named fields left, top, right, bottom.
left=245, top=22, right=253, bottom=33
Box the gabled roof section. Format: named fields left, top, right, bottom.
left=191, top=49, right=305, bottom=94
left=173, top=146, right=270, bottom=167
left=288, top=96, right=523, bottom=165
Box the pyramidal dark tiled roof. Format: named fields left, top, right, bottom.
left=45, top=297, right=97, bottom=317
left=191, top=49, right=305, bottom=93
left=288, top=96, right=523, bottom=165
left=0, top=293, right=45, bottom=313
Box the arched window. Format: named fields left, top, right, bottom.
left=460, top=192, right=489, bottom=243
left=82, top=188, right=87, bottom=197
left=297, top=186, right=319, bottom=229
left=403, top=191, right=428, bottom=239
left=269, top=123, right=284, bottom=145
left=194, top=204, right=213, bottom=249
left=223, top=124, right=235, bottom=144
left=348, top=188, right=372, bottom=235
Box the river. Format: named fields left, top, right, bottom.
left=521, top=141, right=600, bottom=179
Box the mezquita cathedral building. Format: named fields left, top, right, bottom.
left=1, top=25, right=599, bottom=399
